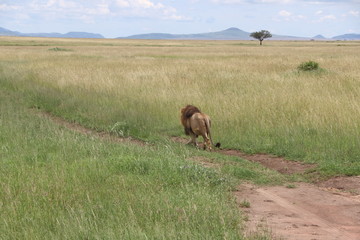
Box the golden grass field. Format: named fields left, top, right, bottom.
left=1, top=37, right=360, bottom=175
left=1, top=36, right=360, bottom=239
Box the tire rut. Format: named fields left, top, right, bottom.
left=35, top=110, right=148, bottom=146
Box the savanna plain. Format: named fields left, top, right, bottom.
left=1, top=37, right=360, bottom=239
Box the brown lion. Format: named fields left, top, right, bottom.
left=180, top=105, right=220, bottom=150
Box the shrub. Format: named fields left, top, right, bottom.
left=297, top=61, right=319, bottom=71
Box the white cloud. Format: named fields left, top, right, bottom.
left=137, top=0, right=164, bottom=9
left=319, top=14, right=336, bottom=21
left=0, top=3, right=22, bottom=11
left=212, top=0, right=357, bottom=4
left=296, top=14, right=306, bottom=19
left=312, top=9, right=339, bottom=22
left=277, top=10, right=307, bottom=21
left=116, top=0, right=130, bottom=7
left=115, top=0, right=164, bottom=9
left=45, top=0, right=56, bottom=7
left=58, top=0, right=77, bottom=8
left=98, top=3, right=111, bottom=15
left=349, top=10, right=359, bottom=17
left=2, top=0, right=189, bottom=23
left=211, top=0, right=245, bottom=3
left=258, top=0, right=293, bottom=3
left=29, top=0, right=81, bottom=12
left=279, top=10, right=291, bottom=16
left=212, top=0, right=293, bottom=3
left=114, top=0, right=191, bottom=20
left=85, top=3, right=111, bottom=15
left=161, top=6, right=191, bottom=20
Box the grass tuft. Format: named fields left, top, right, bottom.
left=297, top=60, right=319, bottom=71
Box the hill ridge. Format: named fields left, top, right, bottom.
left=1, top=26, right=359, bottom=40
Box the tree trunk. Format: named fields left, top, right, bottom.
left=260, top=40, right=263, bottom=45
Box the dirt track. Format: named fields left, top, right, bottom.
left=38, top=111, right=360, bottom=240
left=238, top=183, right=360, bottom=240
left=172, top=137, right=360, bottom=240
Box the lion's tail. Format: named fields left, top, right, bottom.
left=204, top=117, right=221, bottom=148
left=204, top=117, right=214, bottom=146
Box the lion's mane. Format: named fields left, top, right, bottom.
left=180, top=105, right=201, bottom=135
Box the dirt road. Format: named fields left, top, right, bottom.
left=173, top=138, right=360, bottom=239
left=238, top=183, right=360, bottom=240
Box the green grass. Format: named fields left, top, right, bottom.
left=297, top=60, right=319, bottom=71
left=3, top=89, right=268, bottom=239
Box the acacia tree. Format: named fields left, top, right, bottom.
left=250, top=30, right=272, bottom=45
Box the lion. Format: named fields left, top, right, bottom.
left=180, top=105, right=220, bottom=150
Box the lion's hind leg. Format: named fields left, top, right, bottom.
left=186, top=132, right=198, bottom=148
left=202, top=136, right=212, bottom=151
left=192, top=134, right=199, bottom=148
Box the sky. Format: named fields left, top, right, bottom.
left=0, top=0, right=359, bottom=38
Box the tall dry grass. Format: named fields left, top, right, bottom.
left=1, top=37, right=360, bottom=175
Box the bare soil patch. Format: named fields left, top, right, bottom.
left=317, top=176, right=360, bottom=195
left=171, top=136, right=316, bottom=175
left=237, top=183, right=360, bottom=240
left=220, top=149, right=316, bottom=175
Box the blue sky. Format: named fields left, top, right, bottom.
left=1, top=0, right=359, bottom=38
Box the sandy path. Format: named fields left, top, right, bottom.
left=238, top=183, right=360, bottom=240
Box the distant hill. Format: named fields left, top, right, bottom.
left=1, top=26, right=360, bottom=40
left=332, top=34, right=360, bottom=40
left=119, top=27, right=310, bottom=40
left=119, top=28, right=252, bottom=40
left=119, top=28, right=360, bottom=40
left=0, top=27, right=104, bottom=39
left=312, top=35, right=327, bottom=40
left=0, top=27, right=21, bottom=36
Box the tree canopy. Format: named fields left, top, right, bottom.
left=250, top=30, right=272, bottom=45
